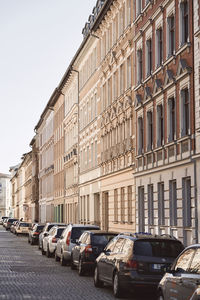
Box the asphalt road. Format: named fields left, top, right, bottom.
left=0, top=226, right=157, bottom=300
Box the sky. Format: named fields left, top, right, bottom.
left=0, top=0, right=97, bottom=174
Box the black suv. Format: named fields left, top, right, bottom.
left=94, top=233, right=184, bottom=298
left=158, top=244, right=200, bottom=300
left=71, top=230, right=118, bottom=275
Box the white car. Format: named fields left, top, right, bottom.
left=43, top=226, right=67, bottom=257
left=15, top=222, right=32, bottom=235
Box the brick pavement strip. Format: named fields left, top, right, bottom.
left=0, top=226, right=155, bottom=300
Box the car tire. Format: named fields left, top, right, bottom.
left=70, top=255, right=76, bottom=270
left=28, top=237, right=30, bottom=243
left=157, top=291, right=164, bottom=300
left=60, top=253, right=67, bottom=266
left=94, top=266, right=104, bottom=288
left=46, top=245, right=51, bottom=258
left=41, top=245, right=45, bottom=255
left=55, top=251, right=60, bottom=262
left=113, top=272, right=123, bottom=298
left=78, top=258, right=85, bottom=276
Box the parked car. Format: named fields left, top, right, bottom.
left=94, top=233, right=184, bottom=298
left=28, top=224, right=45, bottom=245
left=55, top=224, right=100, bottom=266
left=15, top=222, right=32, bottom=235
left=71, top=230, right=118, bottom=275
left=0, top=216, right=8, bottom=225
left=3, top=218, right=8, bottom=227
left=157, top=244, right=200, bottom=300
left=10, top=220, right=19, bottom=233
left=38, top=223, right=61, bottom=252
left=5, top=218, right=19, bottom=230
left=43, top=226, right=67, bottom=257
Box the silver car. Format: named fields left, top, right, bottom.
left=39, top=223, right=60, bottom=253
left=55, top=224, right=99, bottom=266
left=43, top=226, right=67, bottom=257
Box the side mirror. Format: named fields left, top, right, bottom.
left=44, top=232, right=49, bottom=237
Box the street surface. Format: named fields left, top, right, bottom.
left=0, top=226, right=156, bottom=300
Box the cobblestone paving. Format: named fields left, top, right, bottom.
left=0, top=226, right=156, bottom=300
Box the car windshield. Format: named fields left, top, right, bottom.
left=92, top=234, right=116, bottom=246
left=36, top=225, right=44, bottom=231
left=134, top=240, right=184, bottom=258
left=20, top=223, right=30, bottom=227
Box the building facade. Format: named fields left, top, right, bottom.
left=0, top=173, right=12, bottom=218
left=134, top=0, right=196, bottom=245
left=35, top=105, right=54, bottom=223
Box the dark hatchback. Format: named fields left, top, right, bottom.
left=5, top=218, right=19, bottom=230
left=158, top=244, right=200, bottom=300
left=71, top=230, right=118, bottom=275
left=94, top=233, right=184, bottom=298
left=28, top=224, right=45, bottom=245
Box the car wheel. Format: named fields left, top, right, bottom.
left=113, top=272, right=122, bottom=298
left=28, top=237, right=30, bottom=243
left=41, top=244, right=45, bottom=255
left=60, top=253, right=67, bottom=266
left=70, top=255, right=76, bottom=270
left=94, top=266, right=104, bottom=288
left=55, top=250, right=60, bottom=262
left=46, top=245, right=51, bottom=258
left=78, top=258, right=85, bottom=276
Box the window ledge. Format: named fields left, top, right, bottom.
left=165, top=140, right=177, bottom=147
left=176, top=42, right=191, bottom=56
left=177, top=135, right=191, bottom=143
left=134, top=83, right=143, bottom=91
left=163, top=55, right=176, bottom=67
left=152, top=65, right=163, bottom=76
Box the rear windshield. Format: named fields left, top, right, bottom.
left=8, top=219, right=18, bottom=223
left=47, top=224, right=57, bottom=231
left=56, top=228, right=65, bottom=237
left=134, top=240, right=184, bottom=258
left=20, top=223, right=30, bottom=227
left=36, top=225, right=44, bottom=232
left=92, top=234, right=116, bottom=246
left=71, top=227, right=98, bottom=241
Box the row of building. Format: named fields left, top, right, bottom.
left=9, top=0, right=200, bottom=246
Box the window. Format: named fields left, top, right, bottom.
left=127, top=56, right=132, bottom=88
left=156, top=28, right=163, bottom=67
left=169, top=180, right=177, bottom=226
left=113, top=71, right=117, bottom=101
left=138, top=186, right=145, bottom=232
left=137, top=49, right=143, bottom=84
left=108, top=78, right=111, bottom=106
left=138, top=116, right=144, bottom=154
left=128, top=186, right=132, bottom=223
left=95, top=141, right=97, bottom=166
left=167, top=15, right=175, bottom=57
left=121, top=187, right=125, bottom=222
left=158, top=182, right=165, bottom=225
left=182, top=177, right=191, bottom=227
left=147, top=110, right=153, bottom=151
left=148, top=184, right=154, bottom=225
left=120, top=64, right=124, bottom=95
left=168, top=97, right=176, bottom=142
left=180, top=1, right=189, bottom=45
left=136, top=0, right=141, bottom=17
left=181, top=88, right=190, bottom=136
left=114, top=189, right=118, bottom=223
left=146, top=39, right=152, bottom=76
left=157, top=105, right=164, bottom=147
left=189, top=249, right=200, bottom=274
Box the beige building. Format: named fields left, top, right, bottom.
left=96, top=0, right=135, bottom=232
left=23, top=152, right=32, bottom=222
left=35, top=102, right=54, bottom=223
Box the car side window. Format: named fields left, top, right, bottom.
left=188, top=248, right=200, bottom=274
left=79, top=233, right=87, bottom=243
left=174, top=249, right=195, bottom=273
left=113, top=238, right=125, bottom=253
left=85, top=234, right=91, bottom=245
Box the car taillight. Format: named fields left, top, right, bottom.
left=52, top=237, right=57, bottom=243
left=85, top=245, right=93, bottom=253
left=66, top=231, right=71, bottom=246
left=125, top=259, right=138, bottom=270
left=33, top=232, right=40, bottom=236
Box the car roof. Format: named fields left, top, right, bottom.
left=68, top=224, right=99, bottom=228
left=117, top=232, right=180, bottom=241
left=86, top=230, right=119, bottom=235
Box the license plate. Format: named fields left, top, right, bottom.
left=152, top=264, right=162, bottom=270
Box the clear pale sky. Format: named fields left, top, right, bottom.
left=0, top=0, right=96, bottom=174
